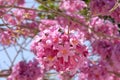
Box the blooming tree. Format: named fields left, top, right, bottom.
left=0, top=0, right=120, bottom=80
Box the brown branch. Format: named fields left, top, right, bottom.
left=0, top=24, right=8, bottom=26
left=0, top=69, right=11, bottom=77
left=0, top=5, right=43, bottom=12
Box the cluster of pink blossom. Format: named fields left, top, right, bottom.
left=89, top=17, right=119, bottom=37
left=60, top=0, right=87, bottom=13
left=31, top=19, right=88, bottom=75
left=110, top=6, right=120, bottom=23
left=0, top=0, right=25, bottom=16
left=92, top=39, right=113, bottom=59
left=89, top=0, right=120, bottom=23
left=7, top=59, right=43, bottom=80
left=1, top=0, right=120, bottom=80
left=89, top=0, right=117, bottom=16
left=91, top=39, right=120, bottom=77
left=0, top=0, right=25, bottom=6
left=0, top=30, right=16, bottom=45
left=79, top=63, right=120, bottom=80
left=0, top=0, right=39, bottom=45
left=3, top=9, right=37, bottom=25
left=30, top=0, right=120, bottom=79
left=13, top=9, right=37, bottom=22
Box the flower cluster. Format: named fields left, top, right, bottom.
left=110, top=6, right=120, bottom=23
left=0, top=30, right=16, bottom=45
left=79, top=63, right=120, bottom=80
left=1, top=0, right=120, bottom=80
left=89, top=0, right=116, bottom=16
left=60, top=0, right=87, bottom=13
left=0, top=0, right=38, bottom=46
left=7, top=59, right=43, bottom=80
left=90, top=17, right=119, bottom=37
left=91, top=39, right=120, bottom=78
left=89, top=0, right=120, bottom=23
left=30, top=0, right=120, bottom=79
left=31, top=19, right=88, bottom=75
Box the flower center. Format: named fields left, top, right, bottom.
left=61, top=49, right=67, bottom=54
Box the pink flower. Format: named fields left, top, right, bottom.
left=57, top=42, right=75, bottom=62
left=0, top=30, right=16, bottom=45
left=7, top=59, right=43, bottom=80
left=17, top=0, right=25, bottom=5
left=110, top=6, right=120, bottom=23
left=89, top=0, right=116, bottom=16
left=90, top=17, right=119, bottom=36
left=92, top=39, right=112, bottom=59
left=7, top=0, right=25, bottom=6
left=110, top=42, right=120, bottom=71
left=60, top=0, right=87, bottom=13
left=4, top=14, right=16, bottom=25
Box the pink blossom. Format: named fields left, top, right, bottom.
left=92, top=39, right=112, bottom=59
left=7, top=0, right=25, bottom=6
left=90, top=17, right=119, bottom=37
left=57, top=42, right=75, bottom=62
left=110, top=42, right=120, bottom=71
left=89, top=0, right=116, bottom=16
left=60, top=0, right=87, bottom=13
left=110, top=6, right=120, bottom=23
left=0, top=30, right=16, bottom=45
left=4, top=14, right=16, bottom=25
left=7, top=59, right=43, bottom=80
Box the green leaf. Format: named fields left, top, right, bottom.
left=38, top=5, right=48, bottom=11
left=84, top=0, right=90, bottom=4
